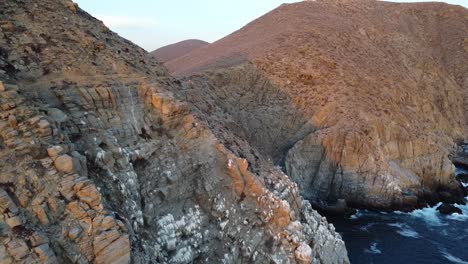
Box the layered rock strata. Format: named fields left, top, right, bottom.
left=0, top=0, right=348, bottom=263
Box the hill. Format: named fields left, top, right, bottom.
left=150, top=39, right=209, bottom=63
left=168, top=0, right=468, bottom=210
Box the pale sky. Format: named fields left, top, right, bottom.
left=74, top=0, right=468, bottom=52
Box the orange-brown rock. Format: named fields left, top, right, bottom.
left=168, top=0, right=468, bottom=209
left=66, top=201, right=88, bottom=219
left=94, top=235, right=131, bottom=264
left=76, top=184, right=102, bottom=207
left=47, top=145, right=65, bottom=158
left=93, top=229, right=122, bottom=255
left=32, top=204, right=50, bottom=225
left=0, top=0, right=348, bottom=263
left=63, top=0, right=78, bottom=13
left=6, top=215, right=22, bottom=228
left=54, top=154, right=75, bottom=174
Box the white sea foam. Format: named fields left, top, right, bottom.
left=364, top=242, right=382, bottom=254
left=448, top=198, right=468, bottom=221
left=350, top=210, right=363, bottom=220
left=442, top=251, right=468, bottom=264
left=359, top=223, right=376, bottom=232
left=407, top=203, right=448, bottom=226
left=447, top=213, right=468, bottom=221
left=388, top=223, right=420, bottom=238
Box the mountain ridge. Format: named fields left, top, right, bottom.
left=150, top=39, right=209, bottom=63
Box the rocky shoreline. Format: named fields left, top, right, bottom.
left=315, top=144, right=468, bottom=217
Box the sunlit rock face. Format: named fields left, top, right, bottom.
left=167, top=0, right=468, bottom=210
left=0, top=0, right=348, bottom=263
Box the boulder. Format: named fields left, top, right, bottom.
left=437, top=203, right=463, bottom=215
left=47, top=145, right=65, bottom=158
left=295, top=243, right=312, bottom=264
left=53, top=154, right=74, bottom=173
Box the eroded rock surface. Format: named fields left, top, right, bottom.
left=0, top=0, right=348, bottom=263
left=168, top=0, right=468, bottom=210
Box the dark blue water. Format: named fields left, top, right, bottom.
left=330, top=169, right=468, bottom=264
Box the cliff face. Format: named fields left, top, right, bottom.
left=0, top=0, right=348, bottom=263
left=150, top=40, right=209, bottom=63
left=167, top=0, right=468, bottom=210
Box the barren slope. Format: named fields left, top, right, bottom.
left=169, top=0, right=468, bottom=210
left=150, top=39, right=209, bottom=63
left=0, top=0, right=348, bottom=263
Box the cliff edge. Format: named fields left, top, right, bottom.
left=0, top=0, right=348, bottom=263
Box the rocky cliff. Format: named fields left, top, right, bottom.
left=167, top=0, right=468, bottom=210
left=0, top=0, right=348, bottom=263
left=150, top=39, right=209, bottom=63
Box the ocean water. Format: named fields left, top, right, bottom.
left=330, top=169, right=468, bottom=264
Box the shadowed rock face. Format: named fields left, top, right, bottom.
left=150, top=39, right=209, bottom=63
left=168, top=0, right=468, bottom=210
left=0, top=0, right=348, bottom=263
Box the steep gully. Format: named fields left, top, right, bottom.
left=0, top=0, right=348, bottom=263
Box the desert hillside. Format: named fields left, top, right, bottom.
left=0, top=0, right=348, bottom=263
left=150, top=39, right=209, bottom=63
left=169, top=0, right=468, bottom=210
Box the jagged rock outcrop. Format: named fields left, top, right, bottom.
left=0, top=0, right=348, bottom=263
left=150, top=39, right=209, bottom=63
left=167, top=0, right=468, bottom=210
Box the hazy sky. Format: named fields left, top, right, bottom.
left=74, top=0, right=467, bottom=52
